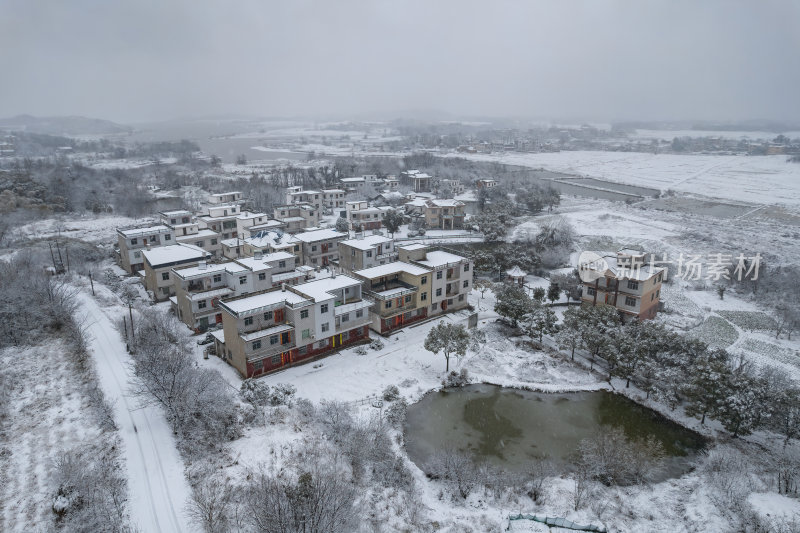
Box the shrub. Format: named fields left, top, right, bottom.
left=442, top=368, right=470, bottom=388
left=370, top=338, right=385, bottom=351
left=382, top=385, right=401, bottom=402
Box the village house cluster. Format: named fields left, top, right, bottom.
left=115, top=173, right=477, bottom=378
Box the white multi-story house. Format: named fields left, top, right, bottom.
left=399, top=245, right=474, bottom=316
left=171, top=251, right=309, bottom=331
left=293, top=228, right=348, bottom=267
left=142, top=243, right=211, bottom=301
left=159, top=209, right=222, bottom=257
left=215, top=274, right=372, bottom=378
left=338, top=234, right=397, bottom=272
left=345, top=201, right=395, bottom=231
left=579, top=248, right=665, bottom=321
left=273, top=203, right=320, bottom=233
left=208, top=191, right=243, bottom=204
left=116, top=224, right=175, bottom=274
left=197, top=204, right=242, bottom=240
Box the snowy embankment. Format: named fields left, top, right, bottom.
left=78, top=291, right=192, bottom=533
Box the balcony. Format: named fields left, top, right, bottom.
left=366, top=279, right=418, bottom=300
left=445, top=283, right=460, bottom=296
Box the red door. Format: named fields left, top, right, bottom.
left=274, top=309, right=284, bottom=322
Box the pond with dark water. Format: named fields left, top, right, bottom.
left=404, top=384, right=705, bottom=481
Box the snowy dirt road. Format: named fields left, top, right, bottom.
left=77, top=292, right=192, bottom=533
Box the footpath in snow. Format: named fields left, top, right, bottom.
left=77, top=292, right=192, bottom=533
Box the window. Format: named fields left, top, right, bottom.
left=320, top=304, right=328, bottom=313
left=134, top=251, right=141, bottom=258
left=161, top=287, right=170, bottom=294
left=356, top=309, right=363, bottom=318
left=436, top=288, right=442, bottom=297
left=300, top=309, right=309, bottom=319
left=627, top=280, right=639, bottom=290
left=211, top=238, right=217, bottom=245
left=657, top=273, right=663, bottom=283
left=263, top=311, right=273, bottom=321
left=421, top=292, right=427, bottom=301
left=432, top=302, right=438, bottom=310
left=656, top=289, right=660, bottom=298
left=437, top=271, right=443, bottom=280
left=464, top=263, right=470, bottom=272
left=271, top=355, right=281, bottom=366
left=366, top=250, right=372, bottom=258
left=405, top=295, right=411, bottom=303
left=252, top=359, right=263, bottom=370
left=239, top=276, right=247, bottom=285
left=278, top=260, right=285, bottom=268
left=164, top=234, right=171, bottom=241
left=447, top=299, right=453, bottom=305
left=321, top=323, right=329, bottom=332
left=162, top=272, right=170, bottom=281
left=312, top=245, right=317, bottom=252
left=131, top=238, right=138, bottom=245
left=318, top=340, right=327, bottom=349
left=421, top=276, right=427, bottom=284
left=270, top=335, right=279, bottom=345
left=587, top=287, right=596, bottom=296
left=385, top=301, right=392, bottom=309
left=150, top=236, right=157, bottom=243
left=213, top=274, right=222, bottom=283
left=196, top=241, right=204, bottom=247
left=625, top=296, right=637, bottom=307
left=342, top=314, right=349, bottom=322
left=258, top=272, right=266, bottom=281
left=463, top=280, right=469, bottom=288
left=302, top=329, right=310, bottom=339
left=342, top=330, right=350, bottom=340
left=458, top=294, right=464, bottom=302
left=252, top=340, right=261, bottom=350
left=198, top=300, right=207, bottom=309
left=244, top=316, right=253, bottom=326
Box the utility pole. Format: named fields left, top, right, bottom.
left=128, top=302, right=135, bottom=347
left=123, top=316, right=130, bottom=352
left=88, top=272, right=95, bottom=296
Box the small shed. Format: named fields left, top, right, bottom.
left=506, top=265, right=526, bottom=286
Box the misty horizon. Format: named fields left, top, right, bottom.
left=1, top=0, right=798, bottom=125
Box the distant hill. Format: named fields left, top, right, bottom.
left=0, top=114, right=132, bottom=136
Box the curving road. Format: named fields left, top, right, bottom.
left=77, top=292, right=191, bottom=533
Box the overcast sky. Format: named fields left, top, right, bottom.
left=1, top=0, right=798, bottom=124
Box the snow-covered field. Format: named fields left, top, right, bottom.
left=0, top=342, right=107, bottom=531
left=12, top=214, right=154, bottom=244
left=448, top=151, right=800, bottom=207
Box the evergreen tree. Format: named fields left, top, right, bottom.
left=424, top=322, right=470, bottom=372
left=523, top=301, right=558, bottom=342
left=494, top=284, right=533, bottom=328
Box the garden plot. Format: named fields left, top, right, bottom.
left=0, top=342, right=119, bottom=532
left=689, top=315, right=739, bottom=349
left=734, top=339, right=800, bottom=373
left=717, top=311, right=777, bottom=333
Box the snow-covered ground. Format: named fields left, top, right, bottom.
left=0, top=342, right=106, bottom=531
left=12, top=214, right=154, bottom=244
left=78, top=290, right=193, bottom=533
left=446, top=151, right=800, bottom=207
